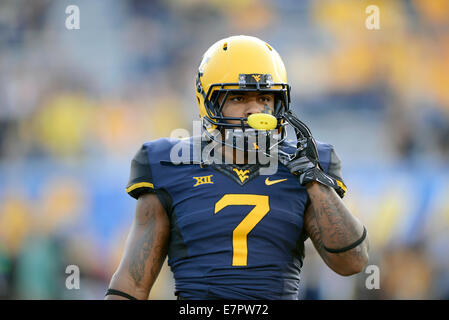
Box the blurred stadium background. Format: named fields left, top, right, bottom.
left=0, top=0, right=448, bottom=299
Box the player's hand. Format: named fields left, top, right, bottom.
left=280, top=111, right=345, bottom=197
left=279, top=110, right=319, bottom=180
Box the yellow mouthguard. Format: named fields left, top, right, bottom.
left=247, top=113, right=277, bottom=130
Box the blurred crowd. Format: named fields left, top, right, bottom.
left=0, top=0, right=448, bottom=299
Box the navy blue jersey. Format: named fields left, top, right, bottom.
left=126, top=137, right=345, bottom=300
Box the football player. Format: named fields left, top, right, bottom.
left=105, top=35, right=369, bottom=300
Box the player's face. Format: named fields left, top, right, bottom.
left=220, top=91, right=275, bottom=125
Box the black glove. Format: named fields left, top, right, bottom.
left=280, top=110, right=346, bottom=198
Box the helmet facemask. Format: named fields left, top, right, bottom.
left=197, top=72, right=291, bottom=131
left=198, top=74, right=291, bottom=160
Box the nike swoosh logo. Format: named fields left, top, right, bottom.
left=265, top=178, right=288, bottom=186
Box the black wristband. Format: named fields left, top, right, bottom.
left=323, top=226, right=367, bottom=254
left=105, top=288, right=138, bottom=300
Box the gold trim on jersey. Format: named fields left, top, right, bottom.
left=126, top=182, right=154, bottom=193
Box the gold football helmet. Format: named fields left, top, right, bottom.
left=195, top=35, right=291, bottom=131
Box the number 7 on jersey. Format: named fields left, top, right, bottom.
left=214, top=194, right=270, bottom=266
